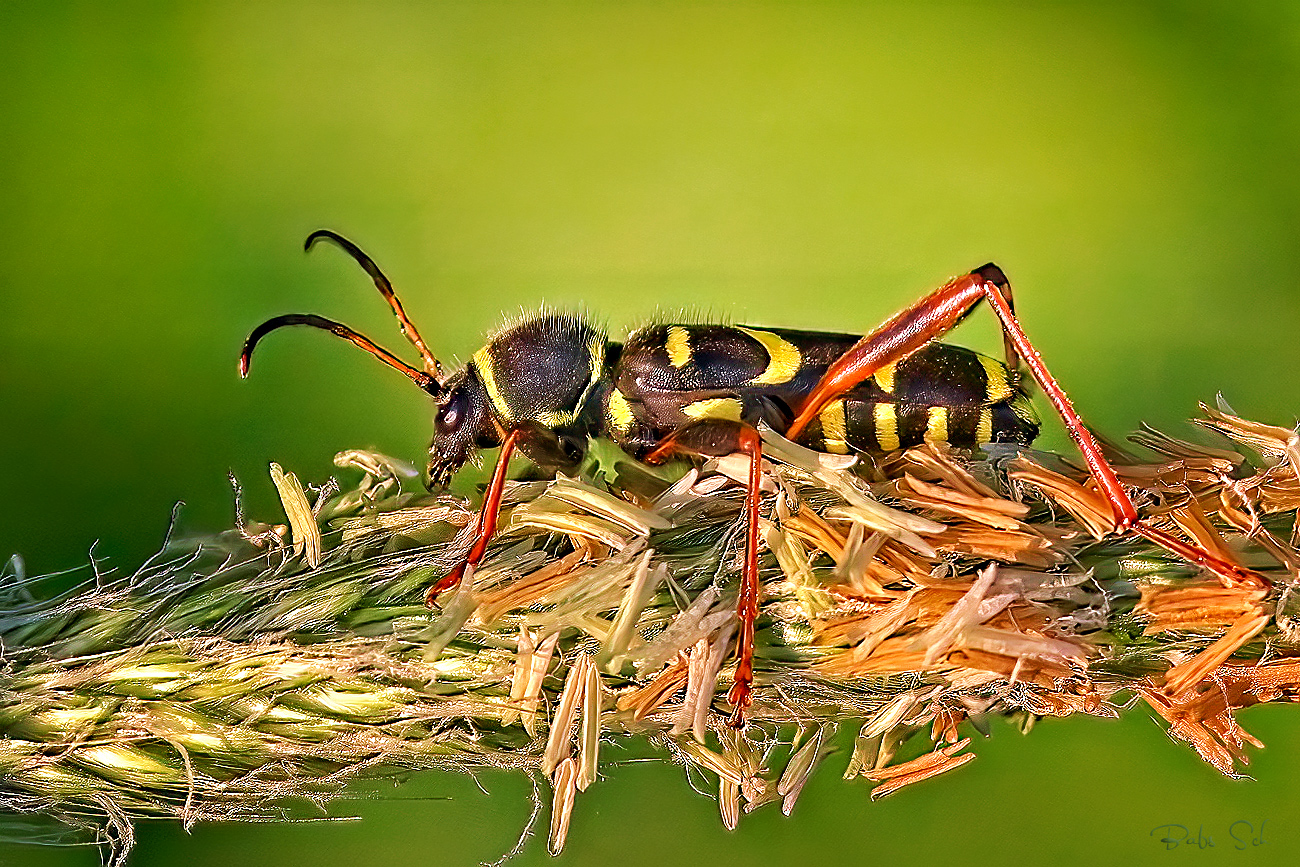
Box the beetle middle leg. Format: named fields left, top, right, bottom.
left=785, top=264, right=1264, bottom=590
left=645, top=420, right=765, bottom=728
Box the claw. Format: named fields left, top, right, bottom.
left=727, top=679, right=753, bottom=728
left=425, top=562, right=467, bottom=607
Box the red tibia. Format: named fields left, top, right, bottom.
left=972, top=279, right=1140, bottom=529
left=425, top=427, right=524, bottom=606
left=727, top=425, right=763, bottom=727
left=784, top=270, right=1140, bottom=529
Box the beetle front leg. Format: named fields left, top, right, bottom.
left=646, top=421, right=764, bottom=727
left=425, top=427, right=525, bottom=605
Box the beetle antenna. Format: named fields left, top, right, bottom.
left=304, top=229, right=444, bottom=380
left=240, top=313, right=442, bottom=397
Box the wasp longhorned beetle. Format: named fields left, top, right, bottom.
left=241, top=230, right=1266, bottom=726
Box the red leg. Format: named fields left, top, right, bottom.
left=785, top=265, right=1264, bottom=590
left=425, top=427, right=524, bottom=605
left=972, top=273, right=1139, bottom=528
left=647, top=423, right=763, bottom=727
left=964, top=278, right=1260, bottom=587
left=1133, top=522, right=1263, bottom=589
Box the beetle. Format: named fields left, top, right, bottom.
left=241, top=229, right=1265, bottom=725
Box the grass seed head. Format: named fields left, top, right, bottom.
left=6, top=408, right=1300, bottom=861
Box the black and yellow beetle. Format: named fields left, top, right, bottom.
left=241, top=230, right=1264, bottom=725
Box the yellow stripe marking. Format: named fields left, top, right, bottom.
left=819, top=400, right=849, bottom=454
left=666, top=327, right=692, bottom=368
left=979, top=354, right=1013, bottom=403
left=738, top=327, right=802, bottom=386
left=607, top=389, right=635, bottom=435
left=682, top=397, right=743, bottom=422
left=873, top=363, right=896, bottom=394
left=473, top=346, right=512, bottom=423
left=874, top=403, right=899, bottom=451
left=925, top=406, right=949, bottom=444
left=588, top=335, right=606, bottom=384
left=537, top=409, right=578, bottom=427
left=976, top=407, right=994, bottom=444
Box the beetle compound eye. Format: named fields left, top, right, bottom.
left=437, top=391, right=467, bottom=435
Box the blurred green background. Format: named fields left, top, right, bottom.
left=3, top=2, right=1300, bottom=865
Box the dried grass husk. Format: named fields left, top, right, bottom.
left=4, top=406, right=1300, bottom=863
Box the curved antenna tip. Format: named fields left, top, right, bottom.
left=303, top=229, right=333, bottom=252
left=304, top=228, right=351, bottom=254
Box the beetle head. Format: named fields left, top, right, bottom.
left=422, top=314, right=607, bottom=484
left=425, top=368, right=496, bottom=488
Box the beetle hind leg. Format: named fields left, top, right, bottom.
left=785, top=265, right=1267, bottom=593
